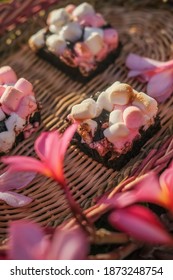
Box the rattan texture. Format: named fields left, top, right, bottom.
left=0, top=0, right=173, bottom=245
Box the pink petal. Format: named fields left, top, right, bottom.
left=126, top=53, right=165, bottom=70
left=109, top=205, right=173, bottom=244
left=35, top=130, right=60, bottom=162
left=0, top=169, right=36, bottom=192
left=159, top=167, right=173, bottom=210
left=9, top=221, right=49, bottom=260
left=147, top=69, right=173, bottom=101
left=0, top=191, right=32, bottom=207
left=100, top=172, right=161, bottom=208
left=46, top=227, right=88, bottom=260
left=58, top=124, right=77, bottom=161
left=128, top=70, right=152, bottom=82
left=2, top=156, right=51, bottom=177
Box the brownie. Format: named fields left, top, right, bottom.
left=29, top=2, right=120, bottom=82
left=67, top=82, right=160, bottom=170
left=0, top=66, right=41, bottom=154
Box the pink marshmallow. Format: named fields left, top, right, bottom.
left=65, top=4, right=76, bottom=14
left=0, top=66, right=17, bottom=85
left=123, top=106, right=144, bottom=129
left=14, top=78, right=33, bottom=96
left=80, top=13, right=106, bottom=27
left=103, top=28, right=118, bottom=45
left=0, top=85, right=6, bottom=97
left=0, top=86, right=25, bottom=112
left=16, top=96, right=37, bottom=118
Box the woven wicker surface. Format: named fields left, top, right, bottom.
left=0, top=0, right=173, bottom=247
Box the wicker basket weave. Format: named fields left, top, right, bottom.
left=0, top=0, right=173, bottom=259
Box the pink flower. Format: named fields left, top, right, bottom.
left=126, top=53, right=173, bottom=102
left=8, top=220, right=88, bottom=260
left=2, top=124, right=77, bottom=185
left=109, top=205, right=173, bottom=244
left=0, top=169, right=35, bottom=207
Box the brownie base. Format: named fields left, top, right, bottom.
left=37, top=43, right=122, bottom=83
left=72, top=116, right=161, bottom=170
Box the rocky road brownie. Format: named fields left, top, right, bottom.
left=0, top=66, right=41, bottom=154
left=68, top=82, right=160, bottom=169
left=29, top=2, right=120, bottom=82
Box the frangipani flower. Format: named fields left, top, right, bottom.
left=126, top=53, right=173, bottom=102
left=99, top=165, right=173, bottom=244
left=8, top=220, right=88, bottom=260
left=2, top=124, right=77, bottom=186
left=0, top=169, right=35, bottom=207
left=109, top=205, right=173, bottom=244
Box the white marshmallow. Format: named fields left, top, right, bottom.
left=82, top=119, right=97, bottom=136
left=5, top=113, right=26, bottom=133
left=49, top=24, right=61, bottom=34
left=132, top=91, right=158, bottom=118
left=46, top=35, right=66, bottom=55
left=72, top=2, right=95, bottom=18
left=106, top=82, right=132, bottom=105
left=47, top=8, right=70, bottom=27
left=29, top=29, right=46, bottom=50
left=0, top=108, right=6, bottom=121
left=0, top=131, right=15, bottom=153
left=109, top=109, right=123, bottom=125
left=59, top=22, right=82, bottom=42
left=97, top=91, right=113, bottom=112
left=84, top=27, right=103, bottom=41
left=85, top=33, right=104, bottom=55
left=104, top=122, right=130, bottom=143
left=71, top=101, right=97, bottom=120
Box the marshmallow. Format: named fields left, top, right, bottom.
left=59, top=22, right=82, bottom=42
left=72, top=2, right=95, bottom=18
left=85, top=33, right=104, bottom=55
left=132, top=91, right=158, bottom=117
left=123, top=106, right=144, bottom=129
left=16, top=96, right=37, bottom=118
left=65, top=4, right=76, bottom=14
left=104, top=122, right=130, bottom=143
left=46, top=34, right=66, bottom=55
left=84, top=27, right=103, bottom=41
left=103, top=28, right=118, bottom=44
left=47, top=8, right=70, bottom=26
left=109, top=109, right=123, bottom=125
left=0, top=108, right=6, bottom=121
left=0, top=131, right=15, bottom=153
left=71, top=101, right=97, bottom=120
left=106, top=82, right=132, bottom=105
left=5, top=113, right=26, bottom=132
left=82, top=119, right=97, bottom=136
left=49, top=24, right=61, bottom=34
left=15, top=78, right=33, bottom=96
left=0, top=85, right=5, bottom=97
left=0, top=66, right=17, bottom=85
left=0, top=86, right=25, bottom=111
left=97, top=91, right=113, bottom=112
left=29, top=28, right=46, bottom=50
left=80, top=13, right=106, bottom=27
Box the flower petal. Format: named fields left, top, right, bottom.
left=46, top=227, right=88, bottom=260
left=9, top=221, right=49, bottom=260
left=126, top=53, right=164, bottom=70
left=159, top=167, right=173, bottom=211
left=99, top=172, right=161, bottom=208
left=0, top=191, right=32, bottom=207
left=0, top=169, right=36, bottom=192
left=147, top=69, right=173, bottom=101
left=109, top=205, right=173, bottom=244
left=2, top=156, right=51, bottom=177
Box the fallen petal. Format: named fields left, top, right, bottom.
left=0, top=191, right=32, bottom=207
left=0, top=169, right=36, bottom=192
left=147, top=69, right=173, bottom=101
left=109, top=205, right=173, bottom=244
left=47, top=227, right=89, bottom=260
left=9, top=221, right=49, bottom=260
left=126, top=53, right=164, bottom=70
